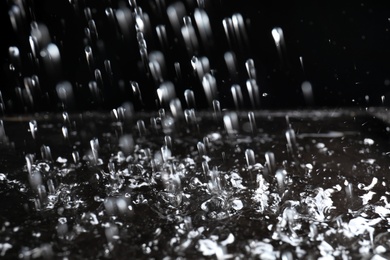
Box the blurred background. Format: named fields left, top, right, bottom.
left=1, top=0, right=390, bottom=113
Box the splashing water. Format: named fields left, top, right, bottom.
left=2, top=0, right=390, bottom=259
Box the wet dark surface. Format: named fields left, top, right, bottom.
left=1, top=110, right=390, bottom=259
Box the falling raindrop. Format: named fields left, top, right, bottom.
left=301, top=81, right=314, bottom=105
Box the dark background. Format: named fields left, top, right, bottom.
left=1, top=0, right=390, bottom=113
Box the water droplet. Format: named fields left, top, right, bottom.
left=29, top=120, right=38, bottom=139
left=246, top=79, right=260, bottom=108
left=275, top=169, right=287, bottom=195
left=184, top=89, right=196, bottom=109
left=90, top=138, right=99, bottom=164
left=248, top=111, right=257, bottom=134
left=119, top=134, right=134, bottom=155
left=40, top=145, right=53, bottom=161
left=223, top=112, right=239, bottom=136
left=202, top=73, right=218, bottom=106
left=265, top=151, right=275, bottom=175
left=170, top=98, right=184, bottom=119
left=245, top=149, right=256, bottom=167
left=194, top=8, right=213, bottom=50
left=56, top=81, right=75, bottom=109
left=231, top=84, right=244, bottom=110
left=301, top=81, right=314, bottom=105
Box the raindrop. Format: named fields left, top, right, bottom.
left=56, top=81, right=75, bottom=109
left=184, top=109, right=197, bottom=126
left=89, top=81, right=102, bottom=104
left=167, top=2, right=186, bottom=37
left=104, top=60, right=113, bottom=84
left=115, top=8, right=134, bottom=41
left=131, top=81, right=144, bottom=105
left=232, top=13, right=249, bottom=50
left=202, top=161, right=210, bottom=176
left=0, top=120, right=7, bottom=143
left=162, top=115, right=175, bottom=135
left=248, top=111, right=257, bottom=134
left=224, top=52, right=238, bottom=81
left=285, top=128, right=297, bottom=154
left=181, top=21, right=199, bottom=55
left=26, top=154, right=34, bottom=175
left=202, top=73, right=218, bottom=106
left=9, top=46, right=21, bottom=72
left=345, top=182, right=354, bottom=203
left=119, top=135, right=134, bottom=155
left=164, top=136, right=172, bottom=150
left=40, top=43, right=62, bottom=78
left=72, top=151, right=80, bottom=164
left=184, top=89, right=196, bottom=108
left=222, top=17, right=234, bottom=49
left=9, top=5, right=24, bottom=33
left=231, top=84, right=244, bottom=110
left=194, top=8, right=213, bottom=50
left=157, top=81, right=176, bottom=107
left=265, top=151, right=275, bottom=175
left=224, top=112, right=239, bottom=136
left=149, top=51, right=166, bottom=83
left=301, top=81, right=314, bottom=105
left=90, top=138, right=99, bottom=164
left=137, top=120, right=146, bottom=136
left=30, top=23, right=51, bottom=51
left=197, top=142, right=206, bottom=157
left=245, top=149, right=255, bottom=168
left=169, top=98, right=184, bottom=119
left=245, top=59, right=257, bottom=80
left=88, top=19, right=99, bottom=40
left=156, top=24, right=169, bottom=53
left=40, top=145, right=53, bottom=161
left=271, top=27, right=285, bottom=62
left=212, top=100, right=222, bottom=120
left=29, top=120, right=38, bottom=139
left=246, top=79, right=260, bottom=108
left=275, top=169, right=287, bottom=195
left=85, top=46, right=95, bottom=71
left=47, top=179, right=55, bottom=194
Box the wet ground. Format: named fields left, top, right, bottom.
left=1, top=109, right=390, bottom=259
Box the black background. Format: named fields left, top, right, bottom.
left=1, top=0, right=390, bottom=113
